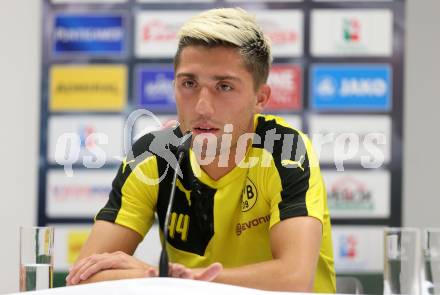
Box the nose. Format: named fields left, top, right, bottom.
left=194, top=86, right=214, bottom=117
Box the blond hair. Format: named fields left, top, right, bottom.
left=174, top=8, right=272, bottom=89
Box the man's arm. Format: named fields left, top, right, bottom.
left=77, top=220, right=142, bottom=258
left=67, top=217, right=321, bottom=291
left=74, top=269, right=152, bottom=284
left=66, top=220, right=151, bottom=285
left=183, top=216, right=322, bottom=292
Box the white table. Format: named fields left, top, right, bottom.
left=7, top=278, right=333, bottom=295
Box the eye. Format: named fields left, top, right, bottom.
left=182, top=80, right=196, bottom=88
left=217, top=83, right=233, bottom=92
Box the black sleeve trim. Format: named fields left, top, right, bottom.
left=279, top=202, right=308, bottom=219
left=254, top=116, right=311, bottom=221
left=95, top=208, right=119, bottom=222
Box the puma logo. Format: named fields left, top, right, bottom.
left=122, top=158, right=136, bottom=174
left=281, top=155, right=305, bottom=172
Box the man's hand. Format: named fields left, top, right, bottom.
left=66, top=251, right=156, bottom=285
left=66, top=249, right=222, bottom=286
left=168, top=262, right=223, bottom=281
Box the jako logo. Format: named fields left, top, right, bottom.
left=317, top=77, right=387, bottom=98
left=311, top=64, right=391, bottom=111
left=235, top=215, right=270, bottom=236
left=316, top=76, right=337, bottom=97
left=339, top=234, right=358, bottom=259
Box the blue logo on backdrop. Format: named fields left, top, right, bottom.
left=311, top=65, right=392, bottom=111
left=136, top=66, right=176, bottom=111
left=53, top=14, right=125, bottom=55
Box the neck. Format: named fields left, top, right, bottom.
left=198, top=116, right=255, bottom=180
left=199, top=142, right=249, bottom=181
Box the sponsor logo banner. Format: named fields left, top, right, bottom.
left=308, top=115, right=391, bottom=166
left=226, top=0, right=303, bottom=3
left=46, top=170, right=116, bottom=218
left=53, top=224, right=161, bottom=271
left=311, top=9, right=393, bottom=57
left=332, top=226, right=384, bottom=272
left=52, top=225, right=91, bottom=271
left=53, top=14, right=126, bottom=56
left=266, top=64, right=302, bottom=111
left=52, top=0, right=127, bottom=3
left=135, top=11, right=197, bottom=58
left=323, top=169, right=390, bottom=218
left=50, top=65, right=127, bottom=111
left=136, top=10, right=302, bottom=58
left=66, top=230, right=89, bottom=264
left=314, top=0, right=391, bottom=1
left=311, top=64, right=392, bottom=111
left=138, top=0, right=214, bottom=2
left=136, top=65, right=176, bottom=111
left=255, top=10, right=303, bottom=57
left=48, top=115, right=124, bottom=165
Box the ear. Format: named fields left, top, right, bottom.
left=254, top=84, right=271, bottom=114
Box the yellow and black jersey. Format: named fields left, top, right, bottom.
left=96, top=114, right=335, bottom=293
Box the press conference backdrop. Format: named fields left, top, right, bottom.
left=36, top=0, right=404, bottom=293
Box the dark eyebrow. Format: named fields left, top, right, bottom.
left=175, top=72, right=196, bottom=79
left=175, top=72, right=242, bottom=83
left=213, top=75, right=242, bottom=83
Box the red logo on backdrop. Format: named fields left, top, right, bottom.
left=51, top=185, right=110, bottom=200
left=266, top=31, right=298, bottom=45
left=260, top=19, right=300, bottom=46
left=329, top=176, right=371, bottom=203
left=266, top=65, right=301, bottom=111
left=142, top=20, right=176, bottom=42
left=343, top=18, right=361, bottom=43
left=339, top=234, right=358, bottom=259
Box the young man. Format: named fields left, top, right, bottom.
left=66, top=8, right=335, bottom=292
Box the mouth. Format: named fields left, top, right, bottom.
left=192, top=126, right=220, bottom=134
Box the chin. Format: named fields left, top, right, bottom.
left=192, top=143, right=219, bottom=159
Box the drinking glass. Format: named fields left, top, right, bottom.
left=383, top=227, right=421, bottom=295
left=19, top=226, right=54, bottom=291
left=423, top=228, right=440, bottom=294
